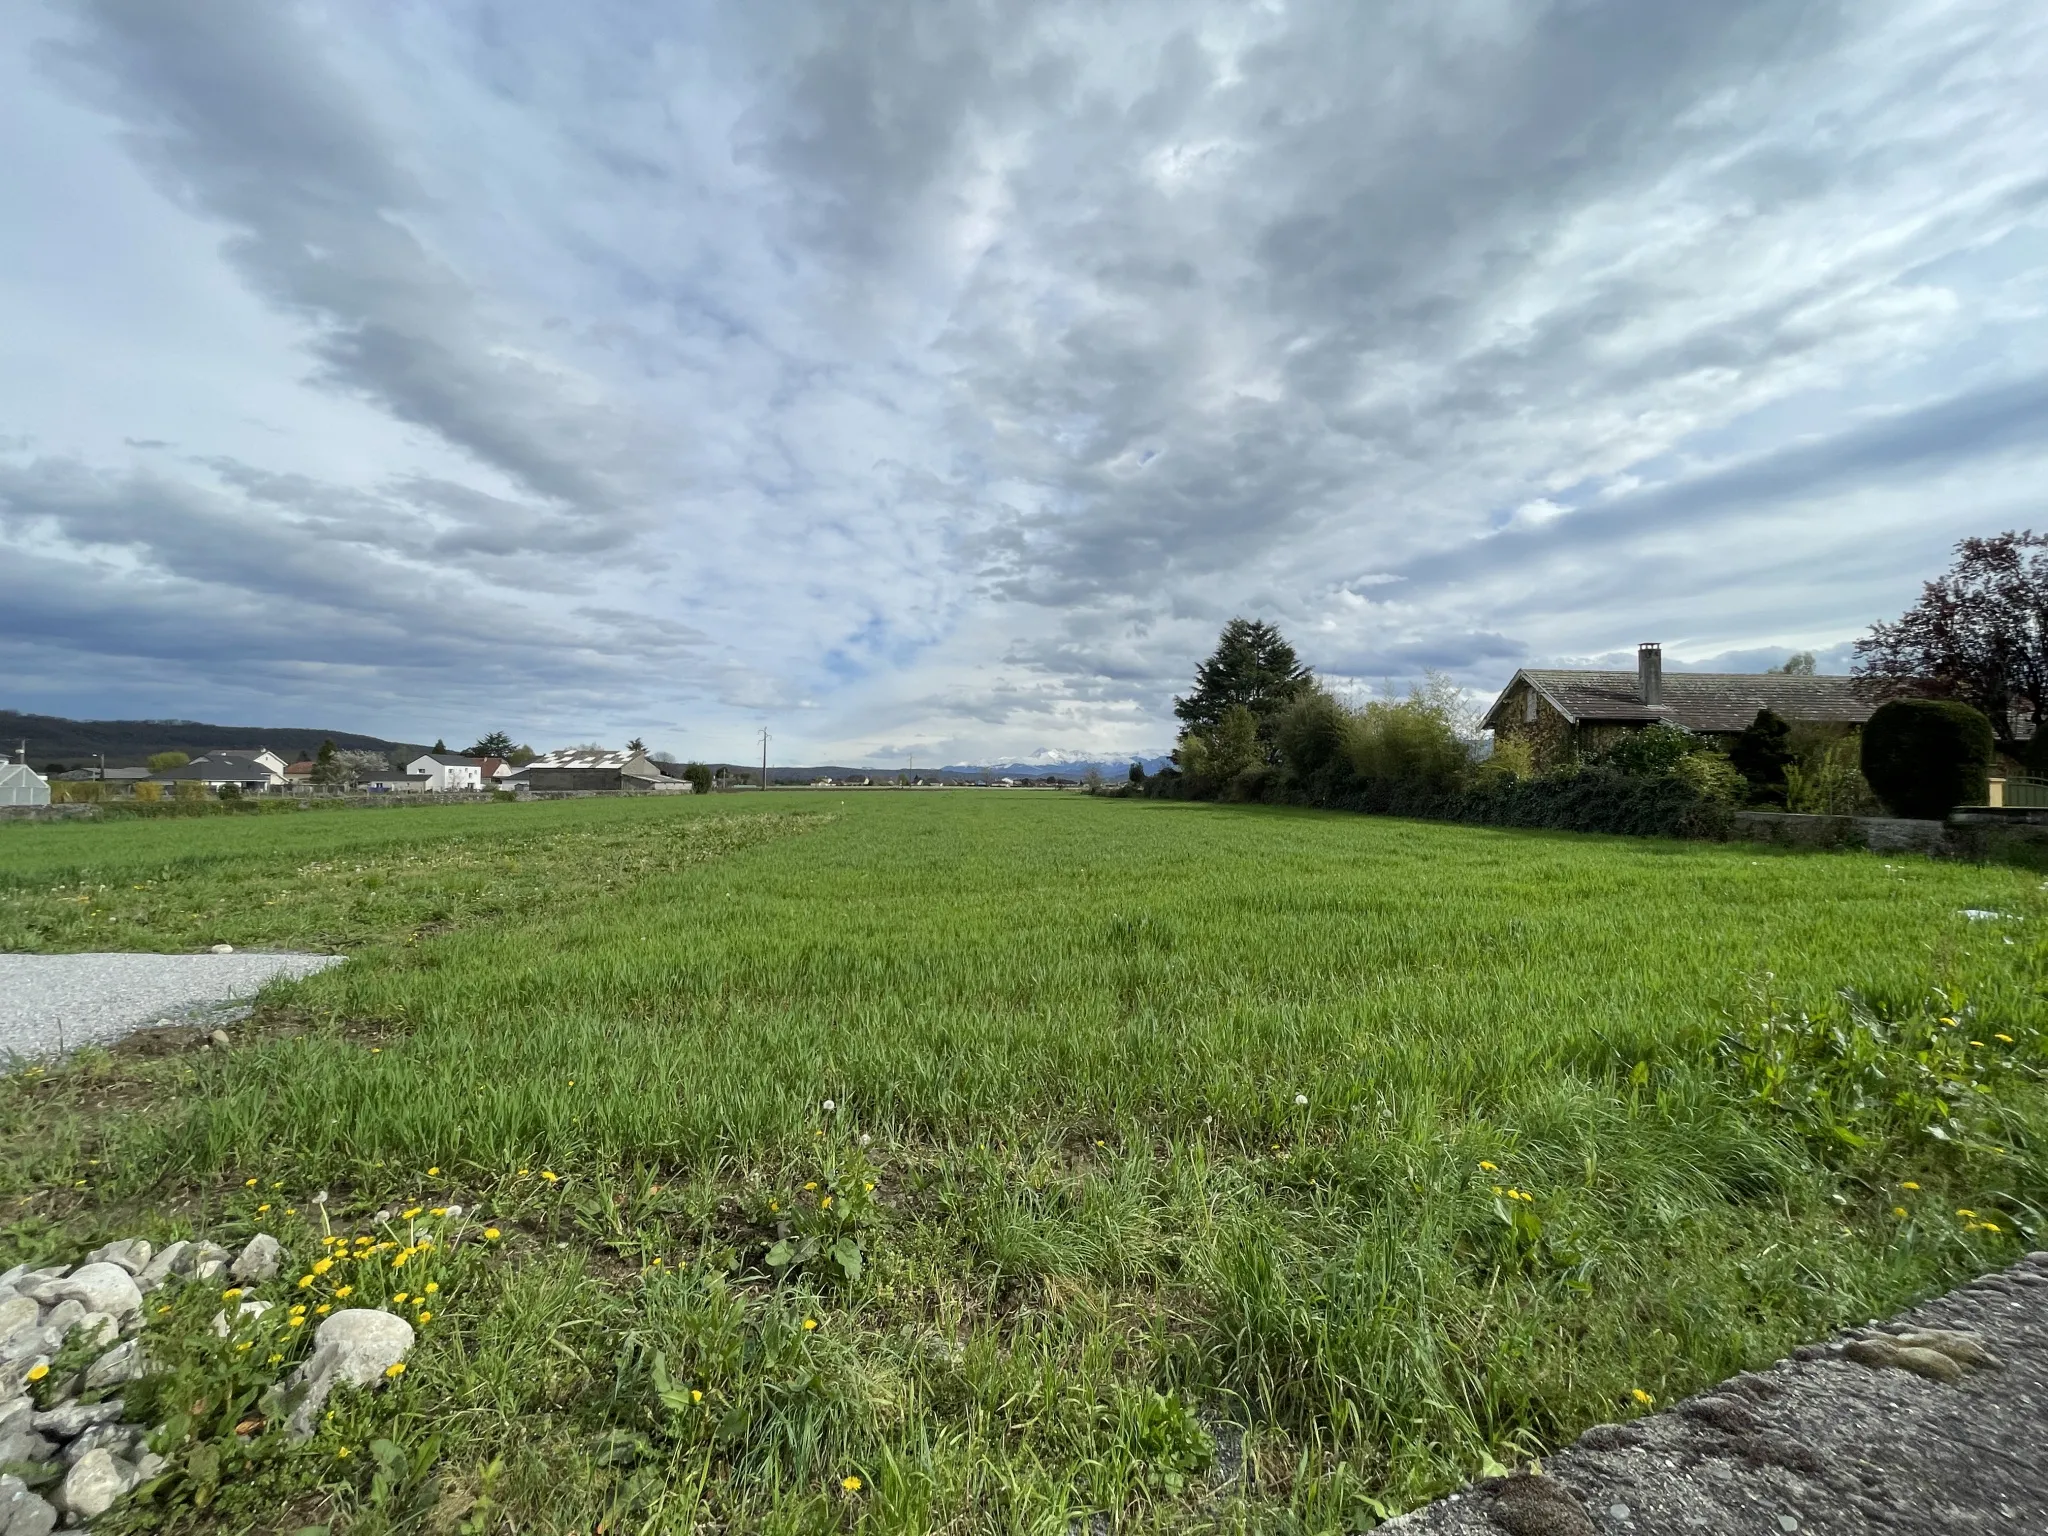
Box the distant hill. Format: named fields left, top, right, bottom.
left=0, top=710, right=423, bottom=770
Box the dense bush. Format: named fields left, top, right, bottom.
left=1600, top=721, right=1697, bottom=777
left=1729, top=709, right=1795, bottom=805
left=1861, top=698, right=1994, bottom=819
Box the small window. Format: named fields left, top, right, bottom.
left=1524, top=690, right=1538, bottom=722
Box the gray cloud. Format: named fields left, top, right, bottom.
left=4, top=0, right=2046, bottom=755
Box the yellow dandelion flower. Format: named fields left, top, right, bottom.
left=1902, top=1181, right=1920, bottom=1191
left=312, top=1258, right=334, bottom=1275
left=1995, top=1033, right=2015, bottom=1043
left=430, top=1207, right=447, bottom=1217
left=1893, top=1206, right=1908, bottom=1218
left=236, top=1341, right=253, bottom=1352
left=768, top=1200, right=779, bottom=1213
left=394, top=1292, right=409, bottom=1304
left=821, top=1195, right=833, bottom=1210
left=540, top=1170, right=558, bottom=1183
left=417, top=1311, right=432, bottom=1323
left=1630, top=1388, right=1653, bottom=1407
left=1479, top=1161, right=1498, bottom=1172
left=244, top=1178, right=258, bottom=1187
left=424, top=1281, right=439, bottom=1294
left=336, top=1286, right=354, bottom=1298
left=517, top=1168, right=530, bottom=1176
left=842, top=1475, right=863, bottom=1493
left=337, top=1446, right=352, bottom=1458
left=268, top=1352, right=284, bottom=1364
left=384, top=1362, right=405, bottom=1379
left=222, top=1287, right=244, bottom=1300
left=804, top=1182, right=818, bottom=1191
left=402, top=1207, right=422, bottom=1220
left=287, top=1316, right=305, bottom=1328
left=691, top=1389, right=703, bottom=1403
left=1957, top=1208, right=1976, bottom=1218
left=25, top=1364, right=49, bottom=1382
left=483, top=1228, right=501, bottom=1241
left=427, top=1166, right=440, bottom=1175
left=257, top=1203, right=270, bottom=1213
left=392, top=1253, right=408, bottom=1268
left=297, top=1275, right=315, bottom=1289
left=802, top=1317, right=818, bottom=1331
left=864, top=1181, right=874, bottom=1192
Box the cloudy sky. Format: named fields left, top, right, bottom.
left=4, top=2, right=2046, bottom=764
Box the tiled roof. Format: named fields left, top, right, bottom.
left=1487, top=671, right=1873, bottom=734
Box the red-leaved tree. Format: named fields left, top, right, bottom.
left=1854, top=531, right=2048, bottom=744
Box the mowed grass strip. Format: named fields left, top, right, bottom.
left=4, top=792, right=2046, bottom=1534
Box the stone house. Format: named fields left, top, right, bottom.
left=1483, top=644, right=1873, bottom=771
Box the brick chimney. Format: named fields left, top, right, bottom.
left=1638, top=643, right=1663, bottom=705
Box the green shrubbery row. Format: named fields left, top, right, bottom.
left=1144, top=685, right=1740, bottom=838
left=1147, top=692, right=1997, bottom=836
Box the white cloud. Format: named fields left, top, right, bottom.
left=2, top=0, right=2046, bottom=761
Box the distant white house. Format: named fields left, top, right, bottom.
left=152, top=750, right=291, bottom=793
left=0, top=756, right=51, bottom=806
left=405, top=753, right=489, bottom=792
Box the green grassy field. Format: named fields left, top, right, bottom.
left=3, top=793, right=2046, bottom=1534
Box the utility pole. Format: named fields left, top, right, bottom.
left=759, top=728, right=770, bottom=791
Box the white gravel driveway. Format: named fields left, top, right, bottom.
left=0, top=951, right=343, bottom=1060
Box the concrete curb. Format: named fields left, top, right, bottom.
left=1382, top=1251, right=2048, bottom=1534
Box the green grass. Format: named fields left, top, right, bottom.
left=3, top=792, right=2046, bottom=1534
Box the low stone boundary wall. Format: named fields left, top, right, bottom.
left=1730, top=810, right=2048, bottom=865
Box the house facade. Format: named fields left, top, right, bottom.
left=1484, top=644, right=1874, bottom=771
left=151, top=750, right=291, bottom=793
left=405, top=753, right=490, bottom=791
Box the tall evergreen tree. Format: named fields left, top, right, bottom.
left=1174, top=618, right=1312, bottom=741
left=468, top=730, right=515, bottom=758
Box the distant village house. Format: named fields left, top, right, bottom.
left=1484, top=643, right=1873, bottom=771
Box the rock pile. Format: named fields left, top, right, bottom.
left=0, top=1231, right=413, bottom=1529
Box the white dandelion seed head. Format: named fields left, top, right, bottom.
left=858, top=1133, right=872, bottom=1147
left=1294, top=1094, right=1308, bottom=1106
left=822, top=1099, right=836, bottom=1112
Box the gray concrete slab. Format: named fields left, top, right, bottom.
left=1382, top=1251, right=2048, bottom=1535
left=0, top=951, right=343, bottom=1061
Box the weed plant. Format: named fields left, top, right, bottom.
left=2, top=793, right=2045, bottom=1533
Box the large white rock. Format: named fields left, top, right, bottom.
left=134, top=1240, right=190, bottom=1292
left=68, top=1313, right=118, bottom=1352
left=53, top=1447, right=139, bottom=1520
left=81, top=1240, right=152, bottom=1277
left=1, top=1473, right=59, bottom=1536
left=0, top=1297, right=37, bottom=1350
left=230, top=1233, right=282, bottom=1284
left=281, top=1310, right=413, bottom=1439
left=83, top=1338, right=147, bottom=1392
left=43, top=1264, right=141, bottom=1322
left=31, top=1398, right=125, bottom=1439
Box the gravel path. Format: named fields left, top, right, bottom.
left=0, top=951, right=344, bottom=1061
left=1381, top=1250, right=2048, bottom=1535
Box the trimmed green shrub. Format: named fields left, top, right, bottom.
left=1860, top=698, right=1994, bottom=819
left=1729, top=709, right=1795, bottom=804
left=1601, top=722, right=1698, bottom=777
